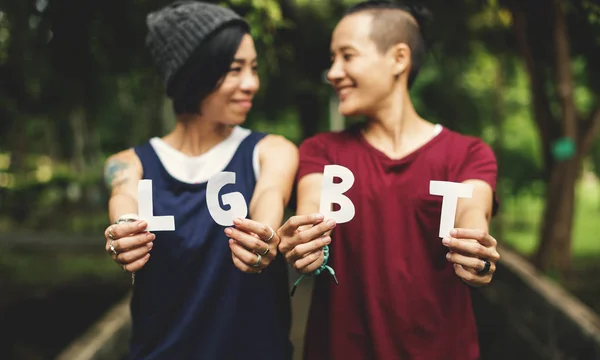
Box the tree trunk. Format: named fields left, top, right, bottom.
left=534, top=157, right=579, bottom=272
left=9, top=119, right=28, bottom=176
left=5, top=1, right=30, bottom=176
left=44, top=117, right=60, bottom=161
left=533, top=0, right=578, bottom=273
left=84, top=91, right=103, bottom=171
left=69, top=106, right=88, bottom=174
left=510, top=3, right=557, bottom=179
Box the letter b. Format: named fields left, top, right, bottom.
left=319, top=165, right=355, bottom=224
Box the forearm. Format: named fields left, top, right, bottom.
left=295, top=174, right=331, bottom=233
left=455, top=208, right=489, bottom=233
left=249, top=189, right=287, bottom=230
left=108, top=193, right=138, bottom=223
left=296, top=199, right=320, bottom=216
left=104, top=150, right=142, bottom=223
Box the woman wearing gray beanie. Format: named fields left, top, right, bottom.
left=101, top=1, right=296, bottom=359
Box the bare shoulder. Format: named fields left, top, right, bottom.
left=258, top=134, right=299, bottom=160
left=258, top=134, right=298, bottom=151
left=104, top=149, right=143, bottom=190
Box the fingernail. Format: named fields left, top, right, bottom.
left=224, top=228, right=232, bottom=235
left=450, top=229, right=457, bottom=237
left=147, top=242, right=153, bottom=248
left=233, top=218, right=243, bottom=225
left=147, top=233, right=154, bottom=239
left=323, top=236, right=331, bottom=244
left=315, top=213, right=324, bottom=220
left=446, top=252, right=451, bottom=260
left=137, top=220, right=145, bottom=227
left=326, top=219, right=336, bottom=228
left=442, top=237, right=450, bottom=245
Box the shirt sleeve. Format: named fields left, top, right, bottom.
left=455, top=139, right=500, bottom=216
left=297, top=134, right=331, bottom=182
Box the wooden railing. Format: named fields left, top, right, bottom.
left=478, top=246, right=600, bottom=359
left=56, top=293, right=132, bottom=360
left=55, top=246, right=600, bottom=360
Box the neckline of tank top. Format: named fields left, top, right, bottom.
left=146, top=126, right=253, bottom=187
left=149, top=126, right=251, bottom=161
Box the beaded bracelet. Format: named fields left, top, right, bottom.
left=290, top=245, right=338, bottom=297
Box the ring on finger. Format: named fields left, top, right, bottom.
left=477, top=259, right=491, bottom=275
left=110, top=240, right=118, bottom=256
left=108, top=225, right=116, bottom=240
left=258, top=245, right=269, bottom=256
left=264, top=226, right=274, bottom=242
left=252, top=253, right=262, bottom=268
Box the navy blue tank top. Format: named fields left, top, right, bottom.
left=130, top=132, right=292, bottom=359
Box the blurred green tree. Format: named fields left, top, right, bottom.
left=497, top=0, right=600, bottom=273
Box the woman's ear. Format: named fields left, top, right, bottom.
left=390, top=43, right=410, bottom=77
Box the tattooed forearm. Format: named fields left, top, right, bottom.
left=104, top=159, right=130, bottom=189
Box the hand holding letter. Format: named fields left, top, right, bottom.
left=225, top=218, right=278, bottom=274
left=277, top=214, right=336, bottom=274
left=443, top=228, right=500, bottom=287
left=105, top=220, right=154, bottom=273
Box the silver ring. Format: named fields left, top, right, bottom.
left=252, top=253, right=262, bottom=268
left=108, top=225, right=116, bottom=240
left=259, top=245, right=269, bottom=256
left=110, top=240, right=118, bottom=256
left=265, top=227, right=274, bottom=242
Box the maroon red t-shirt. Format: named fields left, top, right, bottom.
left=297, top=125, right=498, bottom=360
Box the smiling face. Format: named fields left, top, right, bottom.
left=200, top=34, right=259, bottom=126
left=327, top=12, right=411, bottom=117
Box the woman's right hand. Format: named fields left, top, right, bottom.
left=277, top=214, right=336, bottom=274
left=104, top=220, right=155, bottom=272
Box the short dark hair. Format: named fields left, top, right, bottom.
left=345, top=1, right=430, bottom=88
left=167, top=23, right=249, bottom=115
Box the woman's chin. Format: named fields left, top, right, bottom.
left=219, top=116, right=247, bottom=127
left=339, top=103, right=360, bottom=117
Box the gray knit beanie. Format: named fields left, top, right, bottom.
left=145, top=1, right=249, bottom=90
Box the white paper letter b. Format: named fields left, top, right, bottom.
left=319, top=165, right=355, bottom=224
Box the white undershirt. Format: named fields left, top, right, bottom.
left=149, top=126, right=261, bottom=184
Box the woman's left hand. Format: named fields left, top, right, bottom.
left=443, top=228, right=500, bottom=287
left=224, top=218, right=278, bottom=273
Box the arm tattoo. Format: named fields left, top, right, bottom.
left=104, top=159, right=130, bottom=189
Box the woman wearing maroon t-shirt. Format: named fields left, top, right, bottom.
left=278, top=2, right=500, bottom=360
